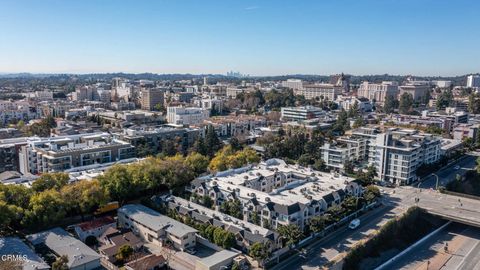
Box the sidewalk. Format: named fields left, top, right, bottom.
left=414, top=231, right=466, bottom=270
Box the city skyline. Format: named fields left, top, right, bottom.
left=1, top=0, right=479, bottom=76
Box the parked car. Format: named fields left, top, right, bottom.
left=454, top=165, right=460, bottom=170
left=349, top=219, right=360, bottom=229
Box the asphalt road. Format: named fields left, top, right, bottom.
left=419, top=153, right=477, bottom=189
left=270, top=153, right=479, bottom=270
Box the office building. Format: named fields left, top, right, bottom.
left=399, top=82, right=431, bottom=101
left=167, top=106, right=209, bottom=126
left=357, top=81, right=399, bottom=104
left=280, top=106, right=324, bottom=121
left=294, top=84, right=343, bottom=100
left=141, top=88, right=164, bottom=111
left=467, top=75, right=480, bottom=88
left=281, top=79, right=303, bottom=90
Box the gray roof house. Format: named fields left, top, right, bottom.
left=26, top=227, right=101, bottom=270
left=0, top=237, right=50, bottom=270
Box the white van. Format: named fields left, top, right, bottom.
left=349, top=219, right=360, bottom=229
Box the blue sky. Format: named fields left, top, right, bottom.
left=0, top=0, right=479, bottom=76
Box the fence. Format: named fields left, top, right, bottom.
left=440, top=189, right=480, bottom=201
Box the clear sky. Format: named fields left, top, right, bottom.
left=0, top=0, right=479, bottom=76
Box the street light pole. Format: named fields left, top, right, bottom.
left=433, top=173, right=439, bottom=190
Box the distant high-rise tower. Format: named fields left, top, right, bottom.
left=203, top=76, right=208, bottom=86
left=467, top=75, right=480, bottom=88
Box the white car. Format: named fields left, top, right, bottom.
left=349, top=219, right=361, bottom=229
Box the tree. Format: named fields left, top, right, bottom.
left=185, top=152, right=209, bottom=176
left=363, top=185, right=381, bottom=203
left=352, top=116, right=364, bottom=129
left=309, top=216, right=328, bottom=233
left=383, top=95, right=398, bottom=114
left=220, top=199, right=243, bottom=219
left=277, top=224, right=304, bottom=246
left=343, top=160, right=354, bottom=175
left=32, top=173, right=69, bottom=192
left=326, top=204, right=345, bottom=223
left=116, top=244, right=134, bottom=262
left=52, top=255, right=69, bottom=270
left=249, top=242, right=270, bottom=263
left=436, top=89, right=454, bottom=110
left=399, top=93, right=414, bottom=114
left=61, top=179, right=109, bottom=217
left=98, top=165, right=133, bottom=204
left=23, top=189, right=66, bottom=229
left=209, top=146, right=260, bottom=172
left=229, top=137, right=243, bottom=151
left=205, top=125, right=222, bottom=157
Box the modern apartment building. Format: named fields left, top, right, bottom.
left=167, top=106, right=210, bottom=126
left=280, top=106, right=324, bottom=121
left=119, top=126, right=200, bottom=154
left=374, top=129, right=441, bottom=185
left=0, top=100, right=38, bottom=125
left=203, top=114, right=267, bottom=139
left=320, top=137, right=367, bottom=170
left=0, top=137, right=29, bottom=173
left=19, top=133, right=135, bottom=174
left=294, top=84, right=343, bottom=100
left=189, top=159, right=362, bottom=231
left=141, top=88, right=164, bottom=111
left=118, top=204, right=198, bottom=251
left=357, top=81, right=399, bottom=105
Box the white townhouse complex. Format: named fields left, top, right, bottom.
left=280, top=106, right=324, bottom=121
left=18, top=133, right=135, bottom=174
left=167, top=106, right=210, bottom=126
left=0, top=100, right=38, bottom=125
left=294, top=83, right=343, bottom=100
left=189, top=159, right=362, bottom=231
left=357, top=81, right=399, bottom=105
left=118, top=204, right=198, bottom=251
left=374, top=128, right=441, bottom=185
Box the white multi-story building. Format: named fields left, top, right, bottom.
left=374, top=129, right=441, bottom=185
left=433, top=80, right=452, bottom=88
left=294, top=84, right=343, bottom=100
left=281, top=79, right=303, bottom=90
left=118, top=204, right=198, bottom=251
left=0, top=100, right=37, bottom=125
left=280, top=106, right=324, bottom=121
left=336, top=96, right=373, bottom=112
left=320, top=137, right=367, bottom=170
left=357, top=81, right=399, bottom=104
left=167, top=106, right=209, bottom=126
left=18, top=133, right=135, bottom=174
left=35, top=91, right=54, bottom=101
left=189, top=159, right=362, bottom=230
left=467, top=75, right=480, bottom=88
